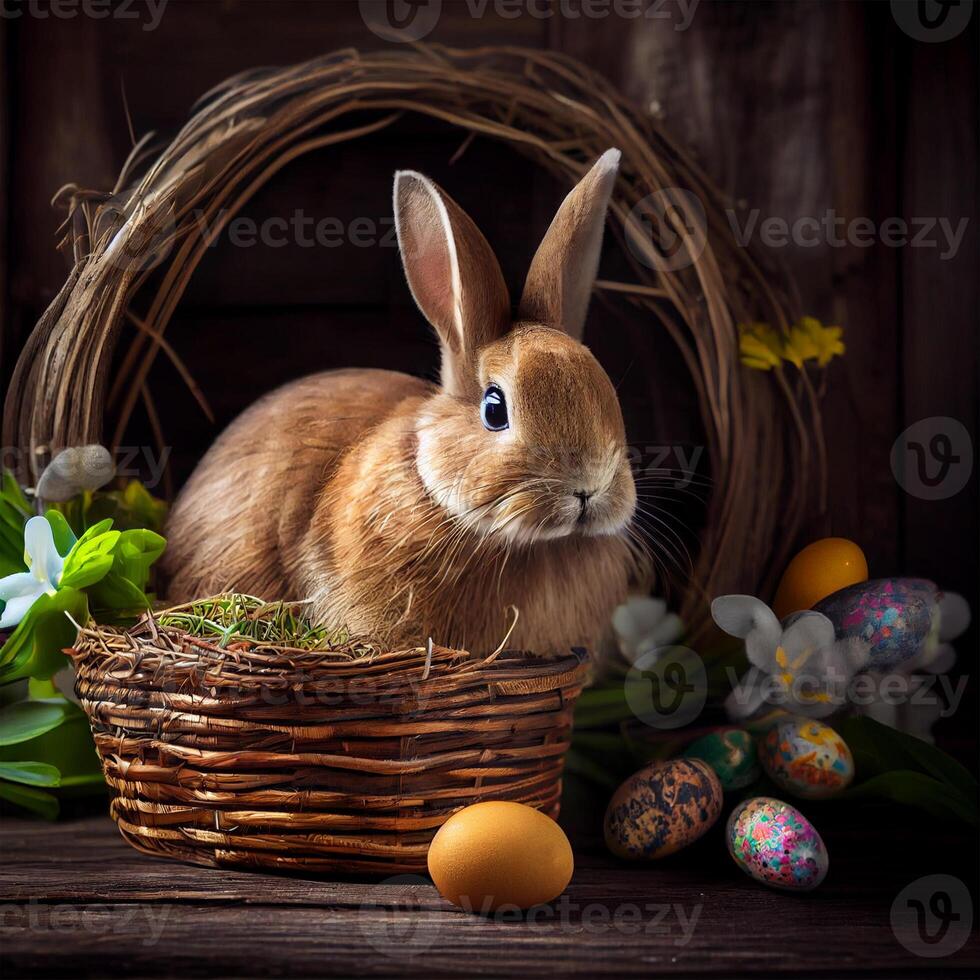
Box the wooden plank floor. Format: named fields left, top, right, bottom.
left=1, top=812, right=978, bottom=978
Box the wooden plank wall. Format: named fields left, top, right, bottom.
left=1, top=1, right=976, bottom=632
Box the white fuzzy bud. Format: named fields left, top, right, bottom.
left=36, top=445, right=115, bottom=501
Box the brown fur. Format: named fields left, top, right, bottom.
left=163, top=150, right=641, bottom=654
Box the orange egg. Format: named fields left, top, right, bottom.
left=773, top=537, right=868, bottom=619
left=427, top=801, right=573, bottom=912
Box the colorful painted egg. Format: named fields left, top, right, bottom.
left=727, top=797, right=828, bottom=891
left=815, top=577, right=940, bottom=671
left=604, top=759, right=722, bottom=860
left=773, top=538, right=869, bottom=620
left=759, top=716, right=854, bottom=799
left=683, top=729, right=759, bottom=791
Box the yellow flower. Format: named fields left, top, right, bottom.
left=783, top=323, right=820, bottom=369
left=738, top=322, right=783, bottom=371
left=738, top=317, right=845, bottom=371
left=798, top=316, right=845, bottom=367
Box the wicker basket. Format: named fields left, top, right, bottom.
left=69, top=605, right=587, bottom=875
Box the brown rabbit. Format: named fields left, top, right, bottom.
left=163, top=149, right=641, bottom=654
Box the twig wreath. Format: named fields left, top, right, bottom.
left=2, top=45, right=827, bottom=636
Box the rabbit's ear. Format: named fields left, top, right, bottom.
left=517, top=148, right=620, bottom=341
left=394, top=171, right=510, bottom=396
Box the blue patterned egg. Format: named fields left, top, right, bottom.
left=814, top=577, right=939, bottom=671
left=604, top=759, right=723, bottom=860
left=759, top=716, right=854, bottom=799
left=727, top=797, right=828, bottom=891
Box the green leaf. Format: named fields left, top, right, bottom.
left=59, top=771, right=106, bottom=788
left=0, top=780, right=59, bottom=819
left=115, top=481, right=169, bottom=532
left=0, top=713, right=101, bottom=792
left=85, top=527, right=165, bottom=621
left=845, top=770, right=978, bottom=827
left=0, top=680, right=29, bottom=707
left=50, top=495, right=88, bottom=538
left=0, top=761, right=61, bottom=787
left=0, top=478, right=30, bottom=575
left=82, top=482, right=168, bottom=534
left=0, top=587, right=89, bottom=682
left=27, top=678, right=60, bottom=699
left=1, top=470, right=32, bottom=519
left=59, top=529, right=119, bottom=590
left=0, top=700, right=72, bottom=745
left=88, top=573, right=149, bottom=621
left=0, top=519, right=27, bottom=577
left=837, top=716, right=978, bottom=800
left=43, top=510, right=77, bottom=556
left=110, top=528, right=166, bottom=593
left=72, top=519, right=114, bottom=548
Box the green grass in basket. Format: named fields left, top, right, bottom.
left=157, top=593, right=375, bottom=654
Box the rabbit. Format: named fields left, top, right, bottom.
left=162, top=149, right=642, bottom=655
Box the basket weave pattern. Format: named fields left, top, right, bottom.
left=70, top=613, right=587, bottom=874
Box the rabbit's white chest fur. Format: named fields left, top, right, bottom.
left=301, top=405, right=635, bottom=654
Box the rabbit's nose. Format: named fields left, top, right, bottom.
left=573, top=490, right=595, bottom=521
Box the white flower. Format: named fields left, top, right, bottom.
left=0, top=517, right=65, bottom=630
left=611, top=595, right=684, bottom=664
left=712, top=594, right=869, bottom=721
left=903, top=590, right=970, bottom=676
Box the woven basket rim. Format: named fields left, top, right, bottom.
left=73, top=596, right=589, bottom=682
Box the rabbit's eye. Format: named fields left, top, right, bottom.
left=481, top=384, right=509, bottom=431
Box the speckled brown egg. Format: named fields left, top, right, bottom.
left=604, top=759, right=723, bottom=860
